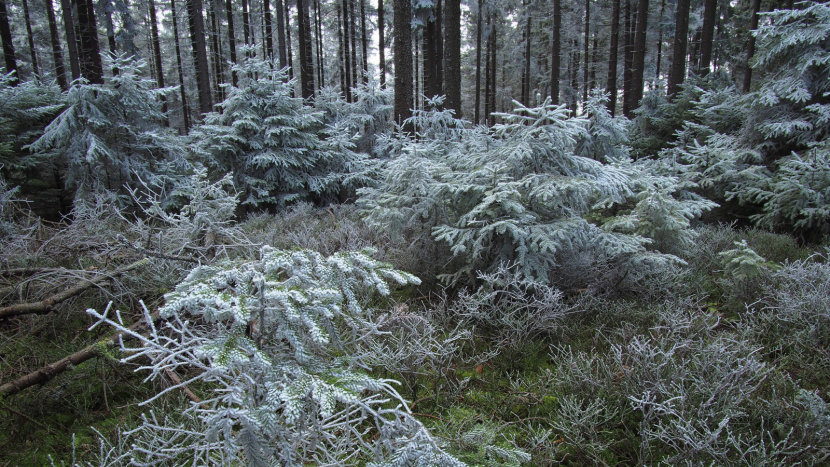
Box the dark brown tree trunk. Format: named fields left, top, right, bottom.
left=551, top=0, right=560, bottom=103
left=523, top=8, right=531, bottom=105
left=628, top=0, right=648, bottom=116
left=340, top=0, right=351, bottom=99
left=225, top=0, right=238, bottom=86
left=208, top=1, right=224, bottom=100
left=607, top=0, right=619, bottom=115
left=75, top=0, right=104, bottom=83
left=622, top=0, right=633, bottom=115
left=378, top=0, right=385, bottom=86
left=688, top=29, right=700, bottom=73
left=315, top=0, right=324, bottom=87
left=275, top=0, right=287, bottom=66
left=484, top=16, right=491, bottom=123
left=284, top=0, right=293, bottom=80
left=424, top=17, right=436, bottom=98
left=474, top=1, right=482, bottom=122
left=60, top=0, right=80, bottom=81
left=655, top=0, right=664, bottom=78
left=583, top=0, right=590, bottom=108
left=698, top=0, right=716, bottom=76
left=186, top=0, right=213, bottom=114
left=489, top=20, right=496, bottom=125
left=393, top=0, right=412, bottom=126
left=444, top=0, right=460, bottom=115
left=570, top=38, right=578, bottom=111
left=435, top=0, right=443, bottom=94
left=0, top=0, right=15, bottom=85
left=171, top=0, right=190, bottom=132
left=105, top=6, right=117, bottom=59
left=337, top=0, right=348, bottom=98
left=264, top=0, right=274, bottom=58
left=360, top=0, right=368, bottom=83
left=743, top=0, right=760, bottom=92
left=414, top=34, right=418, bottom=110
left=349, top=0, right=358, bottom=84
left=297, top=0, right=314, bottom=98
left=589, top=38, right=597, bottom=92
left=149, top=0, right=168, bottom=118
left=667, top=0, right=689, bottom=99
left=22, top=0, right=39, bottom=78
left=242, top=0, right=251, bottom=49
left=46, top=0, right=68, bottom=89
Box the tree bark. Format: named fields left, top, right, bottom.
left=474, top=0, right=482, bottom=122
left=75, top=0, right=104, bottom=83
left=606, top=0, right=619, bottom=115
left=46, top=0, right=68, bottom=89
left=341, top=0, right=351, bottom=99
left=264, top=0, right=274, bottom=58
left=523, top=6, right=531, bottom=105
left=444, top=0, right=460, bottom=115
left=148, top=0, right=168, bottom=119
left=393, top=0, right=412, bottom=126
left=297, top=0, right=314, bottom=98
left=0, top=308, right=160, bottom=398
left=743, top=0, right=760, bottom=92
left=315, top=0, right=324, bottom=87
left=59, top=0, right=80, bottom=81
left=186, top=0, right=213, bottom=114
left=275, top=0, right=287, bottom=66
left=667, top=0, right=689, bottom=99
left=359, top=0, right=368, bottom=83
left=628, top=0, right=648, bottom=116
left=424, top=16, right=435, bottom=98
left=284, top=0, right=293, bottom=80
left=550, top=0, right=560, bottom=103
left=225, top=0, right=238, bottom=86
left=622, top=0, right=633, bottom=115
left=698, top=0, right=716, bottom=76
left=0, top=0, right=17, bottom=85
left=208, top=1, right=223, bottom=101
left=435, top=0, right=443, bottom=94
left=583, top=0, right=590, bottom=108
left=171, top=0, right=191, bottom=132
left=489, top=19, right=496, bottom=125
left=378, top=0, right=385, bottom=86
left=484, top=15, right=491, bottom=123
left=655, top=0, right=664, bottom=78
left=22, top=0, right=39, bottom=78
left=348, top=0, right=358, bottom=85
left=242, top=0, right=251, bottom=49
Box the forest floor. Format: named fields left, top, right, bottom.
left=1, top=203, right=828, bottom=466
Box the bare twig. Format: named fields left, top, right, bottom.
left=117, top=235, right=200, bottom=264
left=163, top=368, right=209, bottom=410
left=0, top=259, right=149, bottom=319
left=0, top=309, right=160, bottom=397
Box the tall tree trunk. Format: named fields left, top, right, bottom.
left=523, top=7, right=531, bottom=105
left=337, top=0, right=348, bottom=98
left=689, top=30, right=700, bottom=73
left=171, top=0, right=190, bottom=132
left=622, top=0, right=633, bottom=115
left=264, top=0, right=274, bottom=58
left=435, top=0, right=443, bottom=94
left=393, top=0, right=412, bottom=126
left=424, top=16, right=435, bottom=98
left=46, top=0, right=68, bottom=89
left=743, top=0, right=760, bottom=92
left=484, top=16, right=491, bottom=124
left=340, top=0, right=351, bottom=99
left=105, top=5, right=117, bottom=58
left=348, top=0, right=357, bottom=85
left=628, top=0, right=648, bottom=116
left=589, top=38, right=597, bottom=92
left=315, top=0, right=324, bottom=87
left=607, top=0, right=619, bottom=115
left=550, top=0, right=560, bottom=103
left=22, top=0, right=39, bottom=78
left=207, top=1, right=221, bottom=100
left=583, top=0, right=590, bottom=108
left=489, top=19, right=496, bottom=125
left=149, top=0, right=168, bottom=118
left=186, top=0, right=213, bottom=114
left=242, top=0, right=251, bottom=49
left=275, top=0, right=287, bottom=66
left=474, top=1, right=482, bottom=122
left=414, top=33, right=418, bottom=109
left=75, top=0, right=104, bottom=83
left=297, top=0, right=314, bottom=98
left=225, top=0, right=238, bottom=86
left=570, top=38, right=578, bottom=111
left=655, top=0, right=664, bottom=78
left=378, top=0, right=384, bottom=86
left=698, top=0, right=716, bottom=76
left=0, top=0, right=15, bottom=85
left=667, top=0, right=690, bottom=99
left=60, top=0, right=80, bottom=80
left=284, top=0, right=293, bottom=80
left=359, top=0, right=368, bottom=83
left=444, top=0, right=460, bottom=115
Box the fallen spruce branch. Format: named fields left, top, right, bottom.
left=117, top=235, right=201, bottom=264
left=0, top=259, right=149, bottom=320
left=0, top=309, right=160, bottom=398
left=163, top=368, right=209, bottom=410
left=1, top=267, right=65, bottom=277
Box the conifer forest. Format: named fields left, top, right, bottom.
left=1, top=0, right=830, bottom=463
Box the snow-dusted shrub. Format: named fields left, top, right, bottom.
left=191, top=57, right=372, bottom=207
left=27, top=55, right=182, bottom=202
left=87, top=247, right=463, bottom=465
left=360, top=94, right=712, bottom=288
